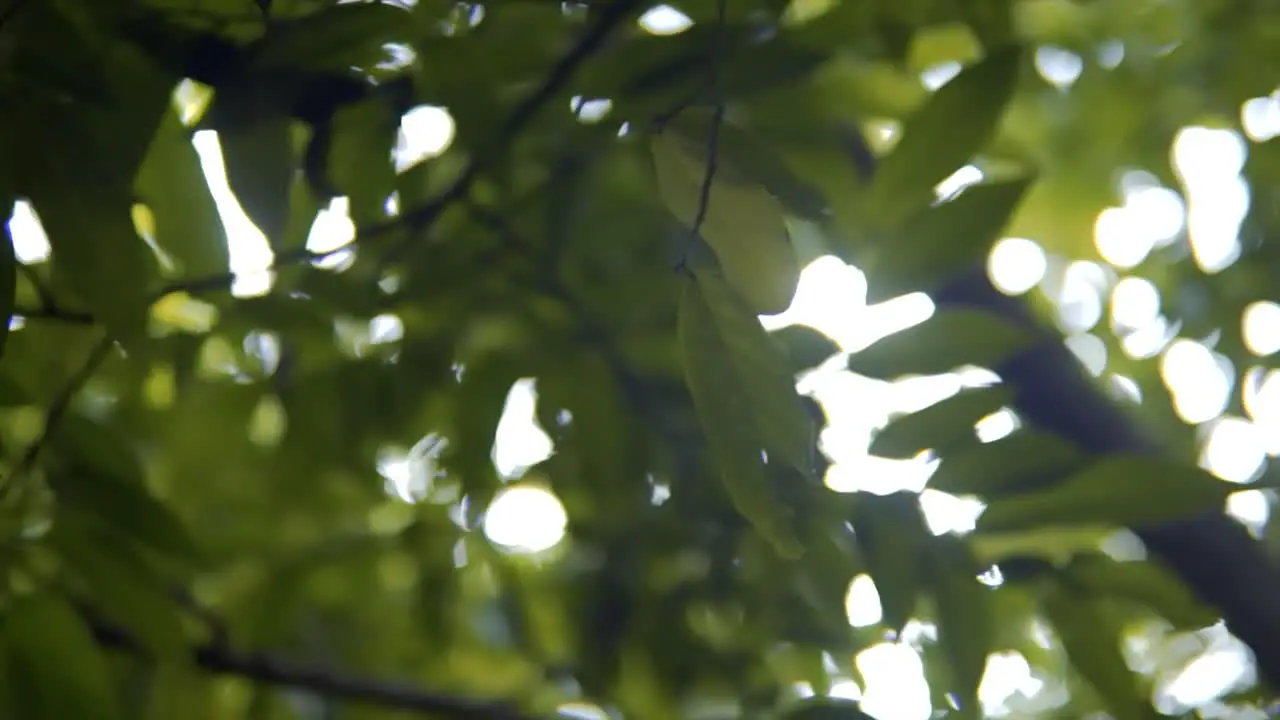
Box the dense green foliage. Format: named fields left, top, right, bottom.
left=3, top=0, right=1280, bottom=719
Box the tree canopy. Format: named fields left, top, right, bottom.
left=3, top=0, right=1280, bottom=719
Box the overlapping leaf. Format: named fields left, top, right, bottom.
left=849, top=491, right=927, bottom=631
left=652, top=132, right=800, bottom=315
left=849, top=309, right=1034, bottom=379
left=678, top=270, right=815, bottom=556
left=870, top=385, right=1013, bottom=459
left=866, top=45, right=1024, bottom=224
left=979, top=455, right=1236, bottom=532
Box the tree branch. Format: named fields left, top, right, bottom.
left=0, top=332, right=113, bottom=496
left=933, top=266, right=1280, bottom=688
left=86, top=615, right=546, bottom=720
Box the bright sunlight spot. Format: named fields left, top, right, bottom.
left=484, top=483, right=568, bottom=554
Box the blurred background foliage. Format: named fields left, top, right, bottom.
left=4, top=0, right=1280, bottom=719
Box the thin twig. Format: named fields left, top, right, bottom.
left=676, top=0, right=729, bottom=271
left=86, top=615, right=544, bottom=720
left=1, top=332, right=114, bottom=494
left=377, top=0, right=644, bottom=267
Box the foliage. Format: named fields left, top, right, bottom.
left=2, top=1, right=1280, bottom=719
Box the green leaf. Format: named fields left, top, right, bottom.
left=678, top=273, right=807, bottom=557
left=1063, top=553, right=1219, bottom=631
left=687, top=270, right=816, bottom=478
left=248, top=3, right=420, bottom=72
left=652, top=133, right=800, bottom=315
left=926, top=535, right=993, bottom=720
left=0, top=219, right=16, bottom=358
left=29, top=172, right=155, bottom=344
left=782, top=697, right=879, bottom=720
left=51, top=518, right=188, bottom=660
left=219, top=115, right=294, bottom=248
left=978, top=456, right=1235, bottom=532
left=867, top=45, right=1024, bottom=223
left=929, top=431, right=1084, bottom=496
left=848, top=309, right=1034, bottom=379
left=665, top=111, right=830, bottom=220
left=47, top=467, right=203, bottom=566
left=1041, top=583, right=1155, bottom=720
left=772, top=324, right=842, bottom=374
left=328, top=99, right=399, bottom=226
left=849, top=491, right=927, bottom=631
left=136, top=107, right=229, bottom=278
left=870, top=385, right=1013, bottom=459
left=865, top=178, right=1033, bottom=303
left=3, top=593, right=120, bottom=720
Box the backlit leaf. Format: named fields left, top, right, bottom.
left=219, top=115, right=294, bottom=248
left=772, top=324, right=842, bottom=374
left=328, top=99, right=399, bottom=225
left=688, top=269, right=815, bottom=478
left=249, top=3, right=420, bottom=72
left=926, top=534, right=993, bottom=720
left=135, top=106, right=229, bottom=277
left=871, top=385, right=1013, bottom=459
left=929, top=430, right=1084, bottom=496
left=849, top=491, right=927, bottom=630
left=34, top=187, right=155, bottom=344
left=652, top=133, right=800, bottom=315
left=867, top=45, right=1024, bottom=223
left=865, top=178, right=1033, bottom=303
left=1042, top=583, right=1155, bottom=720
left=679, top=272, right=805, bottom=557
left=978, top=456, right=1235, bottom=532
left=848, top=309, right=1034, bottom=379
left=1063, top=553, right=1219, bottom=631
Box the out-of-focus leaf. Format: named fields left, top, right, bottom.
left=583, top=27, right=829, bottom=116
left=30, top=183, right=155, bottom=344
left=51, top=519, right=188, bottom=659
left=3, top=593, right=120, bottom=720
left=865, top=178, right=1033, bottom=302
left=866, top=45, right=1024, bottom=223
left=929, top=430, right=1084, bottom=496
left=135, top=107, right=229, bottom=277
left=849, top=491, right=927, bottom=630
left=248, top=3, right=420, bottom=72
left=1063, top=553, right=1219, bottom=631
left=978, top=456, right=1235, bottom=532
left=47, top=467, right=202, bottom=565
left=848, top=309, right=1034, bottom=379
left=870, top=385, right=1013, bottom=459
left=0, top=219, right=15, bottom=357
left=772, top=324, right=842, bottom=374
left=145, top=664, right=213, bottom=720
left=441, top=354, right=523, bottom=516
left=328, top=98, right=398, bottom=225
left=782, top=697, right=879, bottom=720
left=652, top=132, right=800, bottom=315
left=1042, top=583, right=1155, bottom=720
left=678, top=272, right=807, bottom=557
left=218, top=113, right=294, bottom=248
left=971, top=525, right=1115, bottom=566
left=926, top=534, right=993, bottom=720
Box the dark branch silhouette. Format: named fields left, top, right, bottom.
left=87, top=616, right=546, bottom=720
left=934, top=267, right=1280, bottom=688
